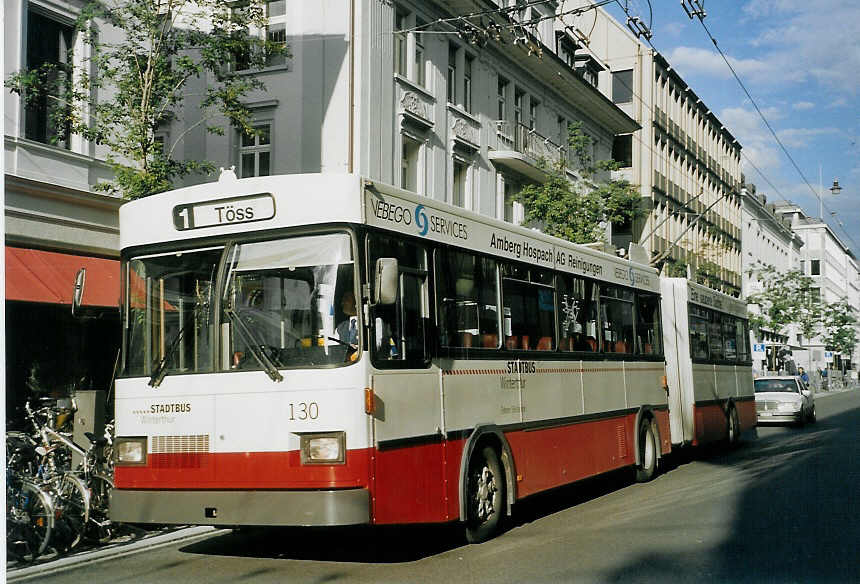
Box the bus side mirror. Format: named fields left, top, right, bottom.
left=374, top=258, right=398, bottom=305
left=72, top=267, right=87, bottom=317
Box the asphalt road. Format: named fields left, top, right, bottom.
left=19, top=391, right=860, bottom=584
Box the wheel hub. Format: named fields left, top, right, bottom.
left=475, top=465, right=497, bottom=521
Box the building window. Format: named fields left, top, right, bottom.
left=810, top=259, right=821, bottom=276
left=612, top=69, right=633, bottom=104
left=503, top=180, right=523, bottom=224
left=240, top=124, right=272, bottom=177
left=395, top=9, right=408, bottom=76
left=529, top=99, right=539, bottom=130
left=447, top=45, right=458, bottom=104
left=514, top=88, right=525, bottom=127
left=25, top=10, right=74, bottom=147
left=265, top=0, right=287, bottom=67
left=414, top=19, right=426, bottom=86
left=453, top=157, right=469, bottom=208
left=464, top=55, right=473, bottom=113
left=401, top=134, right=421, bottom=192
left=612, top=134, right=633, bottom=168
left=497, top=77, right=508, bottom=120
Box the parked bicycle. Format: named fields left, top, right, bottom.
left=25, top=401, right=91, bottom=552
left=6, top=431, right=54, bottom=561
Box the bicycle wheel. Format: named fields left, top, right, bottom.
left=53, top=473, right=90, bottom=552
left=7, top=480, right=54, bottom=561
left=86, top=474, right=114, bottom=544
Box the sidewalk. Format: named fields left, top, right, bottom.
left=6, top=525, right=224, bottom=582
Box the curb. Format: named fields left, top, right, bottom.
left=7, top=526, right=226, bottom=582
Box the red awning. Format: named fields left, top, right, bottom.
left=5, top=247, right=120, bottom=307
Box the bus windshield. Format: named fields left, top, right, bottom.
left=124, top=247, right=223, bottom=379
left=122, top=233, right=358, bottom=379
left=222, top=233, right=357, bottom=371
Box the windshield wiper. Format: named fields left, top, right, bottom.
left=148, top=327, right=186, bottom=388
left=224, top=307, right=283, bottom=382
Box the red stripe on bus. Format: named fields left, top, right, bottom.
left=116, top=411, right=679, bottom=525
left=114, top=448, right=372, bottom=490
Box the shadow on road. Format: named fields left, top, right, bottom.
left=181, top=394, right=860, bottom=580
left=179, top=523, right=462, bottom=563
left=603, top=393, right=860, bottom=583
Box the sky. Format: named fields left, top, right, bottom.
left=603, top=0, right=860, bottom=258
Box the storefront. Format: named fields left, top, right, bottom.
left=6, top=246, right=120, bottom=426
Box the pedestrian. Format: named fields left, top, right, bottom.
left=798, top=366, right=809, bottom=384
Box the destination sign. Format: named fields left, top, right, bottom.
left=172, top=193, right=275, bottom=231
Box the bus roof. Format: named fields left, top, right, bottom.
left=120, top=172, right=659, bottom=293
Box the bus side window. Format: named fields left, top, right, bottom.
left=436, top=249, right=499, bottom=351
left=367, top=233, right=430, bottom=367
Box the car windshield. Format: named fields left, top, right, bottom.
left=222, top=233, right=357, bottom=370
left=754, top=379, right=799, bottom=393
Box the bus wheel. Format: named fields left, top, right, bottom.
left=727, top=406, right=740, bottom=446
left=635, top=420, right=658, bottom=483
left=465, top=445, right=505, bottom=543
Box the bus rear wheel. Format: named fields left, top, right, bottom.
left=727, top=405, right=741, bottom=446
left=465, top=445, right=505, bottom=543
left=635, top=420, right=658, bottom=483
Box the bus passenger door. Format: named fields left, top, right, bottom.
left=366, top=240, right=445, bottom=524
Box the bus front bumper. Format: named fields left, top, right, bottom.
left=110, top=488, right=370, bottom=527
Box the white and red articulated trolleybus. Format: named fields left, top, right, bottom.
left=111, top=171, right=754, bottom=542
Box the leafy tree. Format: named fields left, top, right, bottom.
left=6, top=0, right=287, bottom=199
left=822, top=298, right=858, bottom=363
left=514, top=122, right=642, bottom=244
left=745, top=263, right=822, bottom=341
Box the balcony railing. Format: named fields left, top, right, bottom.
left=495, top=121, right=566, bottom=168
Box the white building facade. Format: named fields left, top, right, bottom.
left=740, top=183, right=804, bottom=373
left=167, top=0, right=638, bottom=222
left=4, top=0, right=123, bottom=411
left=556, top=3, right=744, bottom=296
left=774, top=203, right=860, bottom=376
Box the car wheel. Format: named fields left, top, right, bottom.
left=808, top=405, right=816, bottom=424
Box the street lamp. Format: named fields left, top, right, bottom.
left=819, top=176, right=841, bottom=220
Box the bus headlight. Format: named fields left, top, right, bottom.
left=115, top=437, right=148, bottom=466
left=300, top=432, right=345, bottom=465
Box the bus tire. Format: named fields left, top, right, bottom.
left=635, top=420, right=658, bottom=483
left=727, top=405, right=741, bottom=446
left=465, top=445, right=505, bottom=543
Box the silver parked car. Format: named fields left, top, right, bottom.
left=754, top=376, right=816, bottom=425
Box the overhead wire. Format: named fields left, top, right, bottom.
left=685, top=8, right=859, bottom=252
left=604, top=1, right=858, bottom=253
